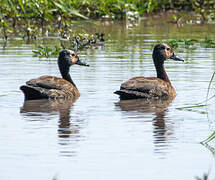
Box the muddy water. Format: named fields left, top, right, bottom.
left=1, top=17, right=215, bottom=180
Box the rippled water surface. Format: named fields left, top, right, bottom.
left=1, top=17, right=215, bottom=180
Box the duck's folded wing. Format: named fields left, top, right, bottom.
left=114, top=77, right=170, bottom=99
left=26, top=76, right=72, bottom=90
left=21, top=76, right=79, bottom=100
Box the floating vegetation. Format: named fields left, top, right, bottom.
left=32, top=32, right=105, bottom=58
left=168, top=39, right=201, bottom=50
left=151, top=37, right=215, bottom=53
left=200, top=37, right=215, bottom=48
left=158, top=37, right=215, bottom=51
left=169, top=13, right=186, bottom=25
left=166, top=39, right=184, bottom=49
left=33, top=45, right=61, bottom=58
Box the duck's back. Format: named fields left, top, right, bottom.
left=20, top=75, right=80, bottom=100
left=114, top=77, right=176, bottom=100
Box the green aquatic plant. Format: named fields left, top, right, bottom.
left=30, top=0, right=54, bottom=28
left=206, top=72, right=215, bottom=104
left=200, top=72, right=215, bottom=144
left=1, top=0, right=215, bottom=41
left=166, top=37, right=215, bottom=50
left=167, top=39, right=183, bottom=49
left=33, top=31, right=105, bottom=58
left=183, top=39, right=198, bottom=50
left=190, top=0, right=215, bottom=23
left=143, top=0, right=158, bottom=13
left=183, top=39, right=198, bottom=46
left=0, top=0, right=214, bottom=25
left=152, top=39, right=199, bottom=51
left=177, top=70, right=215, bottom=143
left=167, top=39, right=199, bottom=49
left=201, top=140, right=215, bottom=157
left=176, top=70, right=215, bottom=112
left=169, top=13, right=186, bottom=24
left=201, top=131, right=215, bottom=144
left=0, top=3, right=11, bottom=40
left=176, top=104, right=208, bottom=114
left=53, top=0, right=88, bottom=27
left=0, top=19, right=10, bottom=41
left=1, top=0, right=19, bottom=29
left=200, top=37, right=215, bottom=48
left=32, top=45, right=61, bottom=58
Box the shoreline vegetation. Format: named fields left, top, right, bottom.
left=0, top=0, right=215, bottom=40
left=1, top=0, right=215, bottom=60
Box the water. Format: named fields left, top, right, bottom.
left=1, top=16, right=215, bottom=180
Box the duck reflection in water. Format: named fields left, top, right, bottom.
left=116, top=98, right=174, bottom=155
left=20, top=98, right=82, bottom=141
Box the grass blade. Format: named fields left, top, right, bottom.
left=176, top=104, right=207, bottom=110
left=206, top=71, right=215, bottom=104
left=201, top=131, right=215, bottom=143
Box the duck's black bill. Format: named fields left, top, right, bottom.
left=76, top=59, right=90, bottom=66
left=170, top=54, right=184, bottom=62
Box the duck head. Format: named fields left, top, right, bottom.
left=152, top=43, right=184, bottom=66
left=58, top=49, right=89, bottom=68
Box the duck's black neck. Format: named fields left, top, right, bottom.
left=153, top=51, right=170, bottom=83
left=155, top=63, right=170, bottom=83
left=59, top=65, right=77, bottom=88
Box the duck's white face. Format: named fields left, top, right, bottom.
left=60, top=50, right=89, bottom=66
left=153, top=43, right=184, bottom=63
left=67, top=50, right=79, bottom=65
left=162, top=43, right=184, bottom=62
left=162, top=43, right=174, bottom=59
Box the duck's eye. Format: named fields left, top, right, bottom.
left=71, top=53, right=75, bottom=56
left=166, top=48, right=170, bottom=51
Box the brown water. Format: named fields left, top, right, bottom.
left=1, top=16, right=215, bottom=180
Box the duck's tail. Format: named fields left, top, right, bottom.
left=114, top=90, right=150, bottom=100
left=20, top=85, right=48, bottom=100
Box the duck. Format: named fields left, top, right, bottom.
left=114, top=43, right=184, bottom=100
left=91, top=33, right=105, bottom=45
left=20, top=49, right=89, bottom=100
left=99, top=33, right=105, bottom=42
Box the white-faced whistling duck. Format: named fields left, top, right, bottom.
left=20, top=49, right=89, bottom=100
left=114, top=43, right=184, bottom=100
